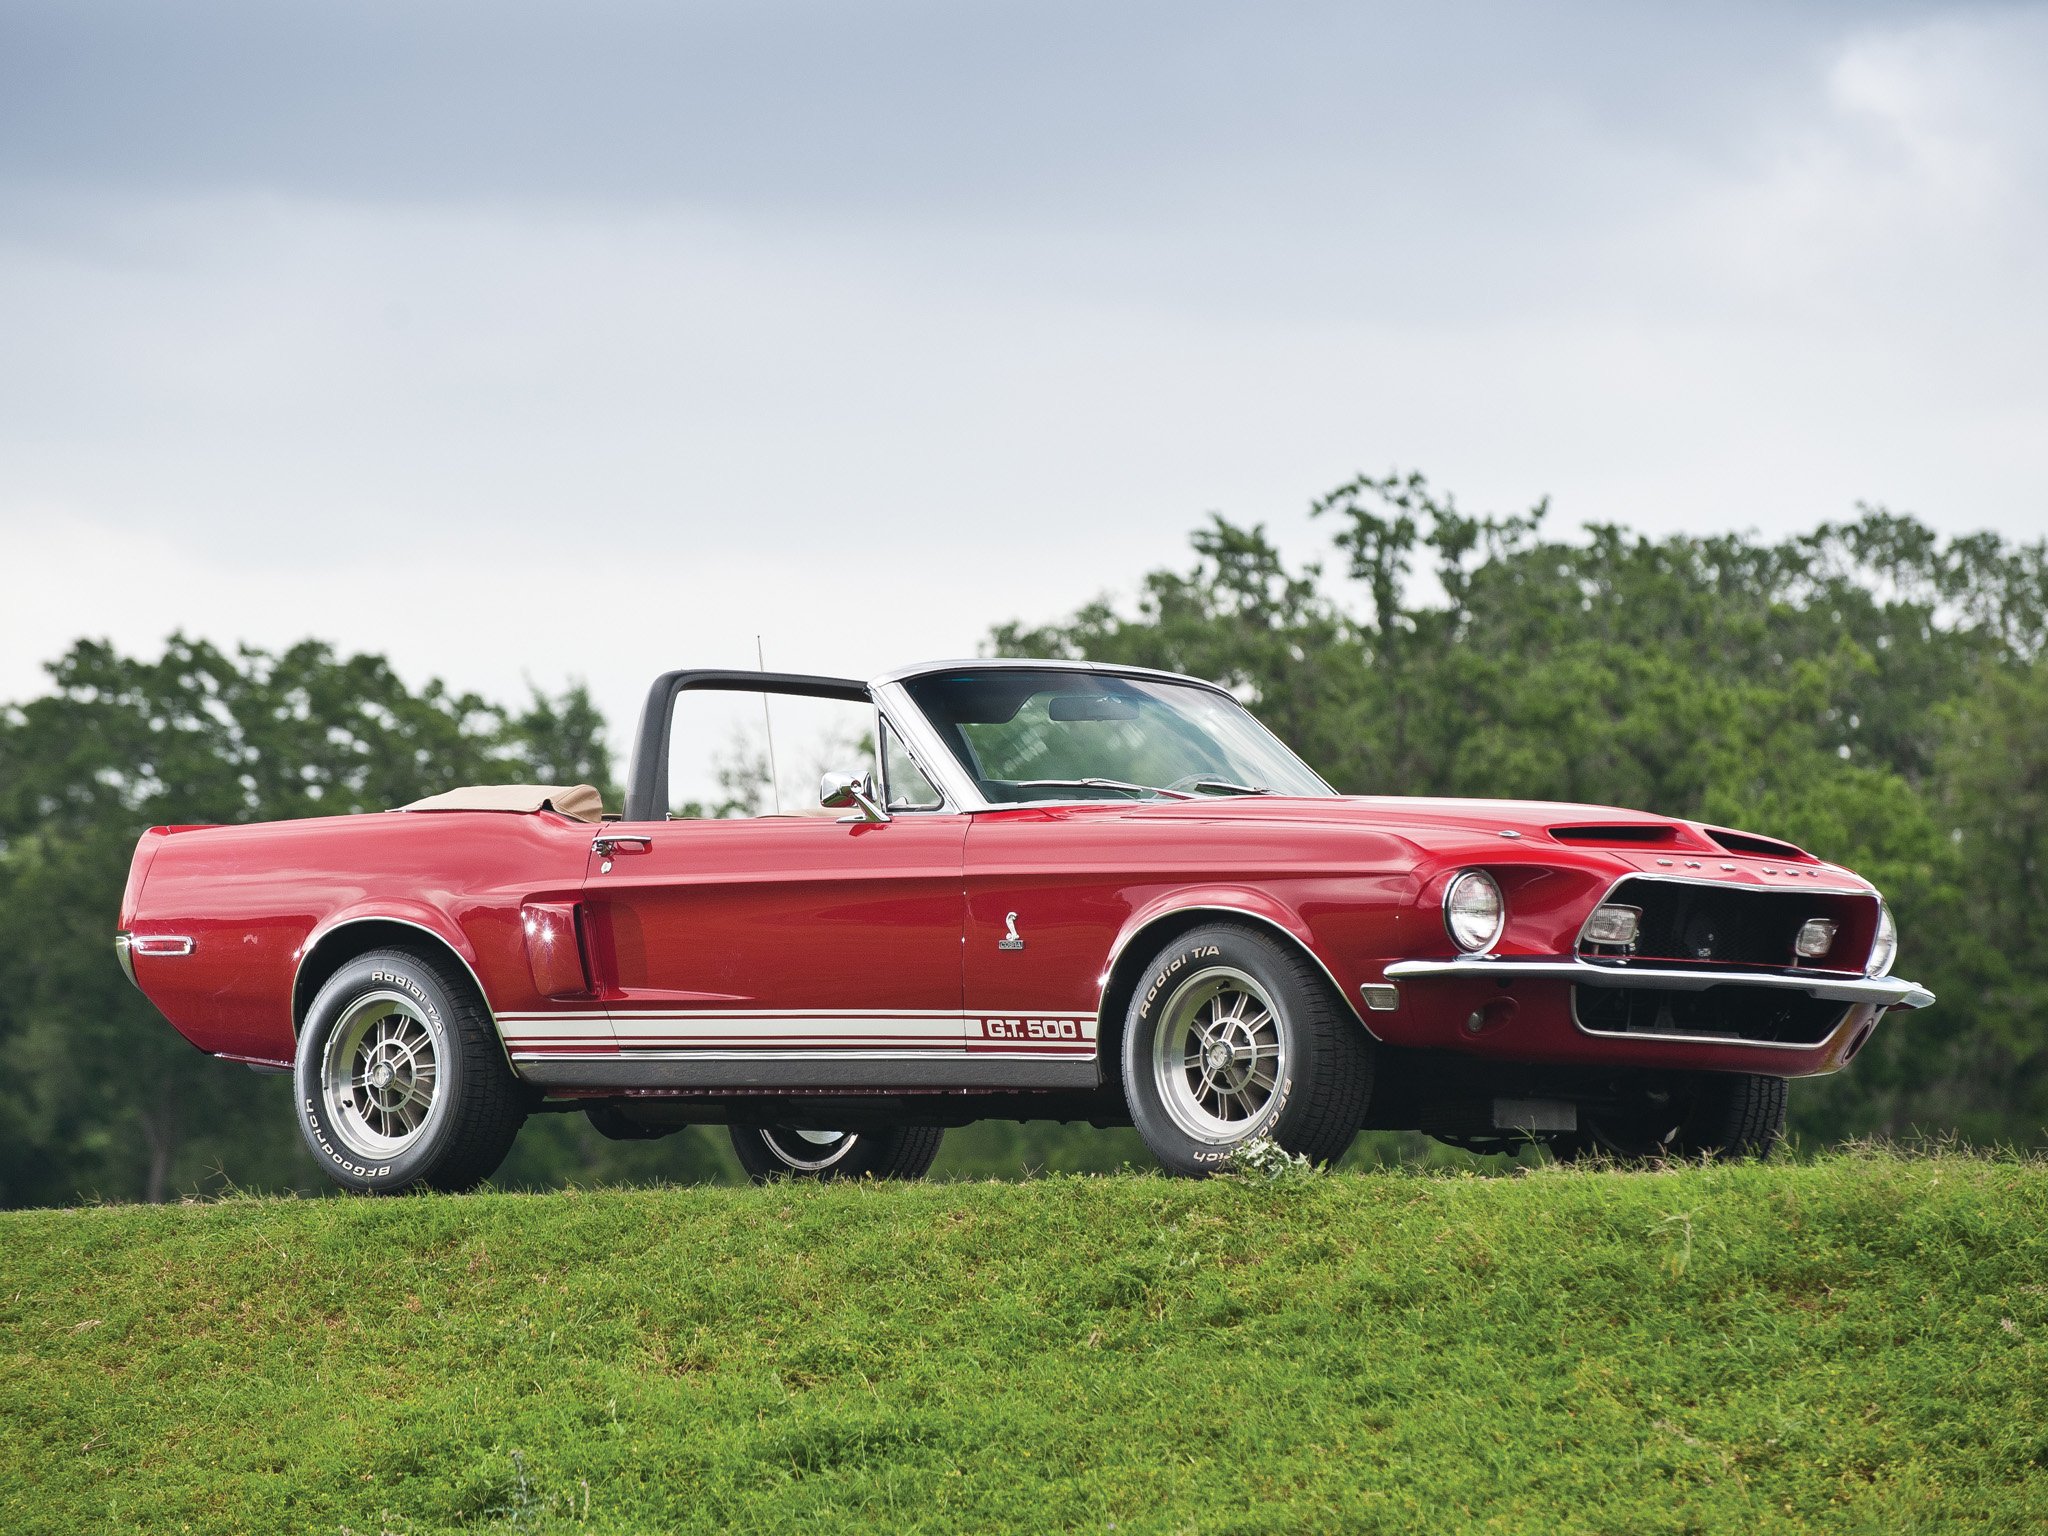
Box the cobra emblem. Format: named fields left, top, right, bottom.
left=999, top=912, right=1025, bottom=951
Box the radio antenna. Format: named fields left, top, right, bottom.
left=756, top=635, right=783, bottom=815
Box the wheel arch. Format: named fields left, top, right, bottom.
left=1094, top=898, right=1378, bottom=1090
left=291, top=912, right=496, bottom=1042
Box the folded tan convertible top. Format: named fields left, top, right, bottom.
left=399, top=783, right=605, bottom=822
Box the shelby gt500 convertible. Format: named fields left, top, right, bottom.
left=116, top=659, right=1932, bottom=1190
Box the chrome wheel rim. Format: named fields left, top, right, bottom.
left=759, top=1127, right=860, bottom=1172
left=320, top=990, right=446, bottom=1160
left=1151, top=965, right=1287, bottom=1143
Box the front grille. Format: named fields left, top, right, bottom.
left=1583, top=876, right=1873, bottom=971
left=1574, top=983, right=1850, bottom=1046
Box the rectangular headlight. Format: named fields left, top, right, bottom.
left=1583, top=904, right=1642, bottom=946
left=1795, top=917, right=1838, bottom=959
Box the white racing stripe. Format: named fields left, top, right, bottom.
left=496, top=1006, right=1098, bottom=1058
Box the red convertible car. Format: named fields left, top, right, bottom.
left=116, top=660, right=1931, bottom=1191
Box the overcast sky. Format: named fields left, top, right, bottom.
left=3, top=0, right=2044, bottom=760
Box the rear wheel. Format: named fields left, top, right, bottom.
left=1552, top=1072, right=1787, bottom=1163
left=294, top=947, right=527, bottom=1193
left=1121, top=923, right=1372, bottom=1176
left=727, top=1124, right=944, bottom=1182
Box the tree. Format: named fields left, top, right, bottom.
left=994, top=473, right=2048, bottom=1148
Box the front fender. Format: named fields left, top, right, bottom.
left=1099, top=884, right=1380, bottom=1039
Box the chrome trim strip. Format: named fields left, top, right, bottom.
left=1382, top=956, right=1934, bottom=1008
left=872, top=678, right=989, bottom=812
left=516, top=1053, right=1098, bottom=1092
left=1566, top=987, right=1858, bottom=1054
left=514, top=1048, right=1066, bottom=1061
left=113, top=931, right=138, bottom=988
left=869, top=656, right=1241, bottom=696
left=1571, top=873, right=1873, bottom=958
left=1569, top=871, right=1884, bottom=976
left=872, top=707, right=954, bottom=814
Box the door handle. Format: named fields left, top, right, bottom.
left=592, top=834, right=652, bottom=858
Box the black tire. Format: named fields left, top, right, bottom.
left=1121, top=923, right=1373, bottom=1176
left=1553, top=1072, right=1787, bottom=1164
left=727, top=1124, right=944, bottom=1182
left=294, top=947, right=527, bottom=1193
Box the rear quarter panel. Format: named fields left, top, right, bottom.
left=128, top=811, right=593, bottom=1062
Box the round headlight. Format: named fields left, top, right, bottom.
left=1444, top=870, right=1505, bottom=953
left=1866, top=899, right=1897, bottom=978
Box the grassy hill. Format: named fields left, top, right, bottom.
left=3, top=1152, right=2045, bottom=1534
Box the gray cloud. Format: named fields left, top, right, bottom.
left=0, top=1, right=1936, bottom=209
left=1, top=0, right=2041, bottom=750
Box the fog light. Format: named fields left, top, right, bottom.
left=1582, top=904, right=1642, bottom=946
left=1794, top=917, right=1838, bottom=960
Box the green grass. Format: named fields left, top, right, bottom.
left=3, top=1151, right=2045, bottom=1534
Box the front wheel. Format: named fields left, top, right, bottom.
left=294, top=947, right=527, bottom=1193
left=1552, top=1072, right=1787, bottom=1163
left=1121, top=923, right=1373, bottom=1176
left=727, top=1124, right=945, bottom=1182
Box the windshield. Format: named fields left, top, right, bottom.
left=902, top=669, right=1335, bottom=804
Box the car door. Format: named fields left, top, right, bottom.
left=580, top=812, right=969, bottom=1075
left=961, top=807, right=1136, bottom=1069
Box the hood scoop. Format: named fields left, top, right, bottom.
left=1704, top=826, right=1812, bottom=862
left=1545, top=820, right=1815, bottom=863
left=1548, top=823, right=1698, bottom=849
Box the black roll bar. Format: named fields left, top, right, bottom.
left=622, top=669, right=870, bottom=823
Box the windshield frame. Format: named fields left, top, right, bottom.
left=872, top=661, right=1337, bottom=811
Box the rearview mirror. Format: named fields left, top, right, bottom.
left=820, top=769, right=890, bottom=824
left=1048, top=693, right=1140, bottom=722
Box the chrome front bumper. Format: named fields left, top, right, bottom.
left=1382, top=956, right=1935, bottom=1010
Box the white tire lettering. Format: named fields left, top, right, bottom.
left=303, top=1096, right=398, bottom=1180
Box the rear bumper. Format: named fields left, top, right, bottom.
left=1384, top=957, right=1934, bottom=1010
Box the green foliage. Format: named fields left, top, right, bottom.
left=998, top=474, right=2048, bottom=1148
left=3, top=475, right=2044, bottom=1208
left=3, top=1154, right=2045, bottom=1533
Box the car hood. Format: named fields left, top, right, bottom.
left=1067, top=793, right=1680, bottom=835
left=1019, top=793, right=1854, bottom=877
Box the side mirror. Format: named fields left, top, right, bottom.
left=820, top=769, right=890, bottom=824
